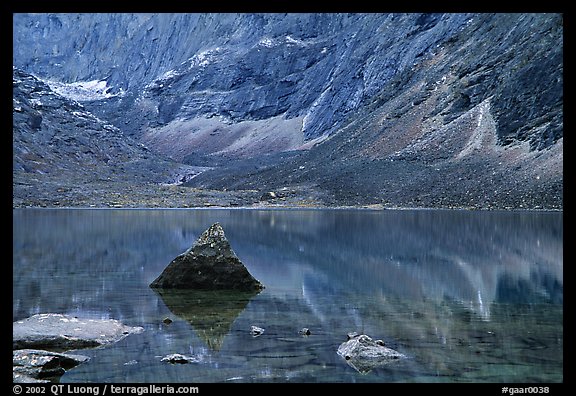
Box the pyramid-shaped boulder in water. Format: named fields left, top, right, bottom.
left=150, top=223, right=264, bottom=292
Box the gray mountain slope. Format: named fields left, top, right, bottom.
left=12, top=13, right=563, bottom=209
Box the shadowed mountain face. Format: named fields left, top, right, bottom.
left=12, top=13, right=563, bottom=209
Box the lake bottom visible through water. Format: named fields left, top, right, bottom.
left=13, top=208, right=563, bottom=383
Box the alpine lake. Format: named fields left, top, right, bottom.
left=13, top=208, right=563, bottom=383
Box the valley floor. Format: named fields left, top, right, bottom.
left=12, top=172, right=324, bottom=209
left=12, top=170, right=561, bottom=211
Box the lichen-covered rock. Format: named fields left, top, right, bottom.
left=13, top=349, right=89, bottom=383
left=337, top=334, right=405, bottom=374
left=150, top=223, right=264, bottom=291
left=13, top=313, right=144, bottom=351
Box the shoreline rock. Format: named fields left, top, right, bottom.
left=13, top=313, right=144, bottom=351
left=13, top=313, right=144, bottom=383
left=13, top=349, right=89, bottom=383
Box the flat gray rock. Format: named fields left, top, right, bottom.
left=337, top=334, right=405, bottom=374
left=13, top=313, right=144, bottom=351
left=13, top=349, right=89, bottom=383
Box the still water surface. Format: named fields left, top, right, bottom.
left=13, top=209, right=563, bottom=382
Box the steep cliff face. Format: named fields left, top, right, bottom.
left=13, top=14, right=477, bottom=155
left=187, top=13, right=563, bottom=209
left=12, top=13, right=563, bottom=209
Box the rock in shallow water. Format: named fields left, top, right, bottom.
left=150, top=223, right=264, bottom=291
left=299, top=327, right=311, bottom=336
left=13, top=349, right=89, bottom=383
left=13, top=313, right=144, bottom=351
left=250, top=326, right=265, bottom=337
left=160, top=353, right=201, bottom=364
left=337, top=334, right=406, bottom=374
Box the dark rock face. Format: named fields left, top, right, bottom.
left=337, top=334, right=406, bottom=374
left=260, top=191, right=277, bottom=201
left=13, top=313, right=144, bottom=351
left=13, top=349, right=89, bottom=383
left=150, top=223, right=264, bottom=291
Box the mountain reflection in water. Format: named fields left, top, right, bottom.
left=153, top=289, right=260, bottom=351
left=13, top=209, right=562, bottom=382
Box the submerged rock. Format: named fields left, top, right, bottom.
left=13, top=349, right=89, bottom=383
left=150, top=223, right=264, bottom=291
left=250, top=326, right=265, bottom=337
left=337, top=334, right=405, bottom=374
left=160, top=353, right=200, bottom=364
left=13, top=313, right=144, bottom=351
left=299, top=328, right=311, bottom=336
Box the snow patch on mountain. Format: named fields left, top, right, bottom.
left=44, top=79, right=124, bottom=102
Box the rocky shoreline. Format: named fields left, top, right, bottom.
left=13, top=313, right=404, bottom=381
